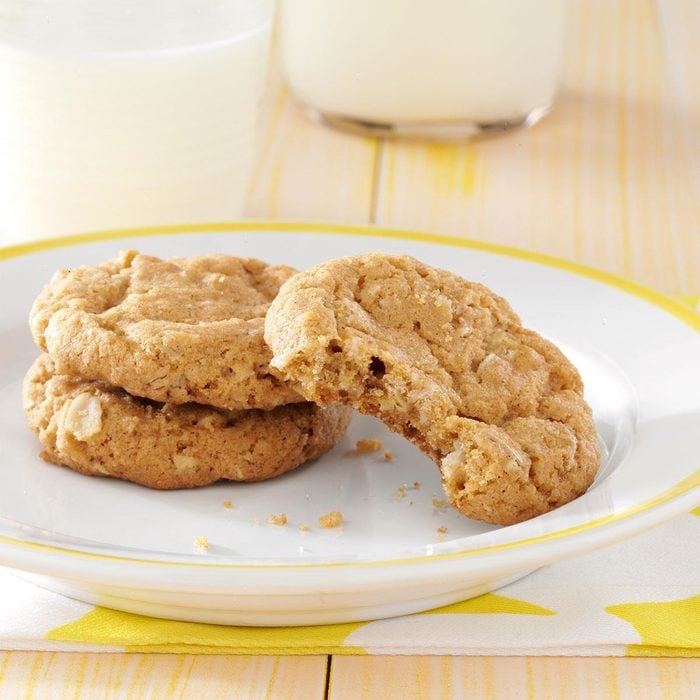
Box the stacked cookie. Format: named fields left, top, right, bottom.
left=23, top=251, right=352, bottom=488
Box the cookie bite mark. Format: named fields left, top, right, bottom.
left=264, top=253, right=600, bottom=525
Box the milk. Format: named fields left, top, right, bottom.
left=0, top=2, right=272, bottom=244
left=280, top=0, right=566, bottom=127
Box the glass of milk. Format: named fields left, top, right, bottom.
left=0, top=0, right=273, bottom=245
left=279, top=0, right=567, bottom=139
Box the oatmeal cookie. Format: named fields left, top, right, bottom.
left=29, top=250, right=303, bottom=410
left=23, top=355, right=352, bottom=488
left=264, top=253, right=600, bottom=525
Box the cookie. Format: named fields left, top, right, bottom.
left=23, top=355, right=352, bottom=489
left=264, top=253, right=600, bottom=525
left=29, top=250, right=304, bottom=410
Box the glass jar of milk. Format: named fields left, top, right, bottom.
left=0, top=1, right=273, bottom=245
left=279, top=0, right=567, bottom=139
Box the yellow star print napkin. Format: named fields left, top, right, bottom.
left=0, top=510, right=697, bottom=656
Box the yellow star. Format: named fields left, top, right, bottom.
left=48, top=607, right=367, bottom=655
left=606, top=595, right=700, bottom=657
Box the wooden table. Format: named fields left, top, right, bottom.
left=1, top=0, right=698, bottom=697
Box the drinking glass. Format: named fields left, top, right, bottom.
left=0, top=0, right=274, bottom=244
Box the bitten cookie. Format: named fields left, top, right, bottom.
left=29, top=250, right=304, bottom=410
left=23, top=355, right=352, bottom=489
left=264, top=253, right=600, bottom=525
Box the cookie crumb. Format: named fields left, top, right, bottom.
left=268, top=513, right=287, bottom=526
left=432, top=496, right=448, bottom=510
left=412, top=481, right=421, bottom=489
left=319, top=511, right=344, bottom=528
left=193, top=535, right=209, bottom=551
left=394, top=484, right=408, bottom=499
left=383, top=451, right=393, bottom=462
left=253, top=518, right=261, bottom=526
left=436, top=526, right=448, bottom=543
left=355, top=438, right=384, bottom=453
left=298, top=524, right=310, bottom=532
left=222, top=499, right=233, bottom=509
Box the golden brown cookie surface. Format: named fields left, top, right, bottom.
left=264, top=253, right=600, bottom=525
left=29, top=250, right=304, bottom=410
left=23, top=355, right=352, bottom=489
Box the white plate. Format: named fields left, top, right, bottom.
left=1, top=222, right=698, bottom=626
